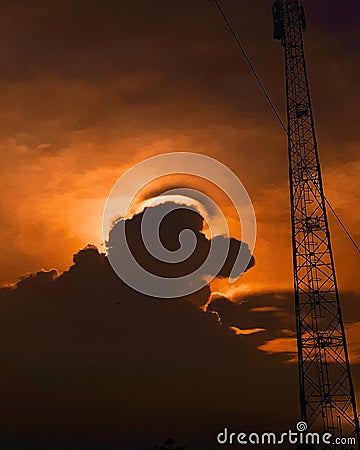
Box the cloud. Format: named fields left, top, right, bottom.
left=250, top=306, right=282, bottom=313
left=258, top=321, right=360, bottom=365
left=208, top=290, right=360, bottom=366
left=1, top=225, right=359, bottom=448
left=230, top=326, right=266, bottom=335
left=258, top=337, right=297, bottom=361
left=106, top=202, right=254, bottom=304
left=0, top=205, right=305, bottom=449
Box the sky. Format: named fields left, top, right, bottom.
left=0, top=0, right=359, bottom=448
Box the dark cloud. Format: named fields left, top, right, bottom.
left=0, top=204, right=301, bottom=449
left=207, top=290, right=360, bottom=369
left=106, top=203, right=254, bottom=304
left=0, top=1, right=357, bottom=132
left=1, top=229, right=359, bottom=448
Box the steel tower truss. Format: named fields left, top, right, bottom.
left=273, top=0, right=359, bottom=446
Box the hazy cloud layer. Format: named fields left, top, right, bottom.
left=0, top=204, right=299, bottom=449
left=0, top=0, right=358, bottom=293
left=1, top=202, right=359, bottom=448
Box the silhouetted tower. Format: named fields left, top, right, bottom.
left=273, top=0, right=359, bottom=446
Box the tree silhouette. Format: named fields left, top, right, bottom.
left=154, top=437, right=185, bottom=450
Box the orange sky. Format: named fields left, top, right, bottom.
left=0, top=1, right=359, bottom=447
left=0, top=0, right=358, bottom=297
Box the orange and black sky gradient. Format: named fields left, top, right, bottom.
left=0, top=1, right=359, bottom=449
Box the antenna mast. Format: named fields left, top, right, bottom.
left=273, top=0, right=359, bottom=446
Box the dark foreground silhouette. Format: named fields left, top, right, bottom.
left=154, top=437, right=185, bottom=450
left=0, top=202, right=300, bottom=449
